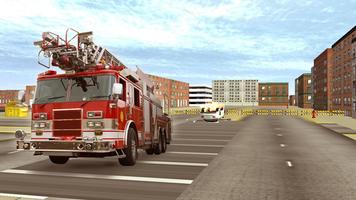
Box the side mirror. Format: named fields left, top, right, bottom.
left=112, top=83, right=123, bottom=96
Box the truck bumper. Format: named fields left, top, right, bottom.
left=17, top=140, right=117, bottom=153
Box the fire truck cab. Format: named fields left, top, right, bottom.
left=15, top=29, right=171, bottom=166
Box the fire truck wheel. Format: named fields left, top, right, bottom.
left=119, top=128, right=137, bottom=166
left=145, top=147, right=154, bottom=155
left=160, top=132, right=167, bottom=153
left=154, top=132, right=163, bottom=155
left=49, top=156, right=69, bottom=164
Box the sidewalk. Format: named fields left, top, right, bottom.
left=300, top=115, right=356, bottom=140
left=0, top=133, right=15, bottom=142
left=0, top=126, right=30, bottom=134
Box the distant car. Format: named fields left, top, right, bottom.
left=200, top=104, right=225, bottom=122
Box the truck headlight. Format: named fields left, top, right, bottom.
left=87, top=121, right=103, bottom=129
left=15, top=130, right=26, bottom=140
left=33, top=122, right=48, bottom=129
left=87, top=121, right=95, bottom=128
left=94, top=121, right=103, bottom=128
left=39, top=122, right=47, bottom=128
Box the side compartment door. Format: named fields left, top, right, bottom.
left=143, top=98, right=151, bottom=144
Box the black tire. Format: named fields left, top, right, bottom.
left=160, top=132, right=167, bottom=153
left=154, top=132, right=162, bottom=155
left=145, top=147, right=154, bottom=155
left=119, top=128, right=137, bottom=166
left=49, top=156, right=69, bottom=164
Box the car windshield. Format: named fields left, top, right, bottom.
left=34, top=75, right=115, bottom=104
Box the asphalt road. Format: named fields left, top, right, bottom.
left=0, top=117, right=239, bottom=200
left=178, top=116, right=356, bottom=200
left=2, top=115, right=356, bottom=199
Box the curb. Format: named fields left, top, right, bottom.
left=299, top=117, right=356, bottom=142
left=0, top=138, right=15, bottom=142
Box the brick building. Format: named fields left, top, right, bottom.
left=258, top=82, right=288, bottom=106
left=331, top=26, right=356, bottom=116
left=312, top=48, right=333, bottom=110
left=295, top=73, right=312, bottom=108
left=148, top=74, right=189, bottom=113
left=352, top=37, right=356, bottom=118
left=0, top=90, right=19, bottom=111
left=25, top=85, right=36, bottom=106
left=289, top=95, right=296, bottom=106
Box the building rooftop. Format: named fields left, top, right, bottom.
left=331, top=26, right=356, bottom=48
left=259, top=82, right=288, bottom=85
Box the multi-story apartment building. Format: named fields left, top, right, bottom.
left=258, top=83, right=288, bottom=106
left=331, top=26, right=356, bottom=116
left=295, top=73, right=312, bottom=108
left=212, top=80, right=258, bottom=106
left=352, top=37, right=356, bottom=118
left=148, top=74, right=189, bottom=113
left=312, top=48, right=333, bottom=110
left=289, top=95, right=296, bottom=106
left=189, top=85, right=212, bottom=107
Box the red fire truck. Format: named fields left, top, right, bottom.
left=15, top=29, right=171, bottom=166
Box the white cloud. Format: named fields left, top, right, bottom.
left=0, top=0, right=286, bottom=55
left=0, top=0, right=350, bottom=90
left=321, top=7, right=335, bottom=13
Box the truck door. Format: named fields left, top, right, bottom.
left=116, top=78, right=127, bottom=131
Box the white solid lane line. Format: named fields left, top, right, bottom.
left=173, top=138, right=229, bottom=142
left=286, top=161, right=293, bottom=167
left=7, top=150, right=22, bottom=154
left=0, top=192, right=48, bottom=199
left=167, top=151, right=218, bottom=156
left=280, top=144, right=286, bottom=148
left=2, top=169, right=193, bottom=185
left=172, top=134, right=235, bottom=137
left=276, top=134, right=283, bottom=137
left=137, top=160, right=208, bottom=167
left=170, top=144, right=224, bottom=147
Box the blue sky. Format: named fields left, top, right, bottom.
left=0, top=0, right=355, bottom=94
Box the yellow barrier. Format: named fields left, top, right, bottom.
left=5, top=101, right=29, bottom=117
left=227, top=109, right=345, bottom=117
left=168, top=107, right=345, bottom=118
left=169, top=107, right=201, bottom=115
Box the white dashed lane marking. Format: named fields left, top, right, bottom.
left=286, top=161, right=293, bottom=167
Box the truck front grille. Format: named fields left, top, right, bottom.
left=53, top=109, right=82, bottom=137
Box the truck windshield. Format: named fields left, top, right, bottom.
left=34, top=75, right=115, bottom=104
